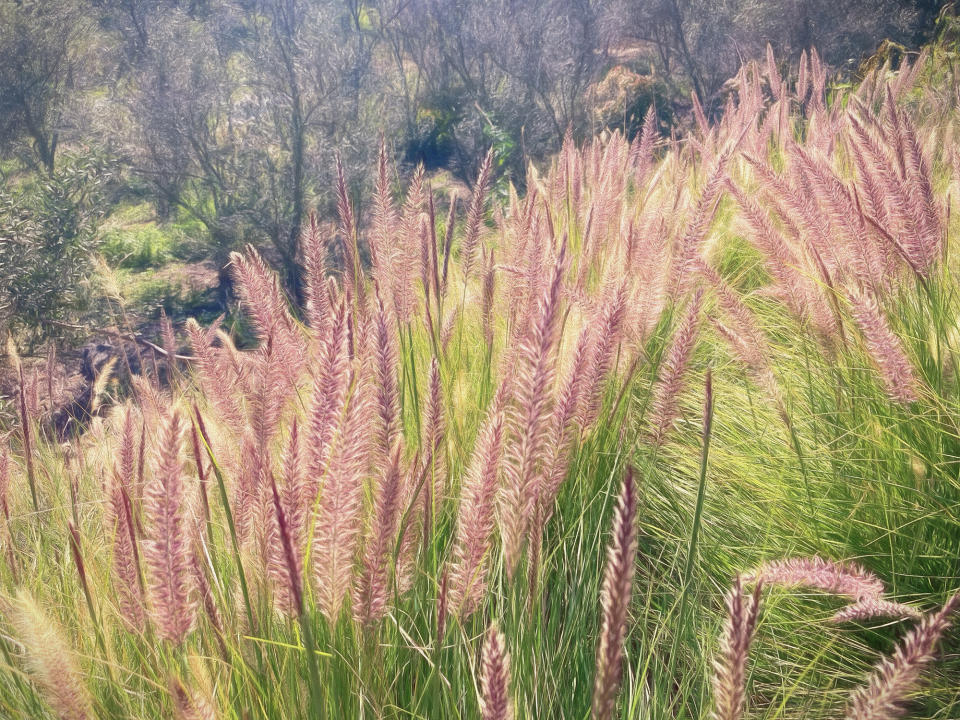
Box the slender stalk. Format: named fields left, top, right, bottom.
left=18, top=365, right=38, bottom=512
left=192, top=406, right=263, bottom=673
left=666, top=369, right=713, bottom=695
left=67, top=521, right=111, bottom=676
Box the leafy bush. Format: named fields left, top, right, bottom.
left=0, top=152, right=113, bottom=346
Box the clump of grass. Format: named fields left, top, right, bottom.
left=101, top=224, right=176, bottom=270
left=0, top=45, right=958, bottom=720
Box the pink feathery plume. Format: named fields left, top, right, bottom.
left=372, top=289, right=401, bottom=457
left=188, top=421, right=210, bottom=527
left=393, top=455, right=424, bottom=597
left=354, top=444, right=404, bottom=625
left=846, top=109, right=926, bottom=278
left=629, top=103, right=658, bottom=185
left=845, top=594, right=959, bottom=720
left=389, top=164, right=425, bottom=325
left=370, top=136, right=398, bottom=281
left=691, top=91, right=710, bottom=139
left=499, top=241, right=567, bottom=578
left=649, top=288, right=704, bottom=445
left=267, top=420, right=308, bottom=616
left=895, top=102, right=942, bottom=275
left=278, top=419, right=310, bottom=549
left=797, top=50, right=810, bottom=104
left=480, top=623, right=514, bottom=720
left=725, top=180, right=812, bottom=321
left=808, top=47, right=826, bottom=115
left=831, top=598, right=922, bottom=624
left=884, top=84, right=911, bottom=180
left=143, top=411, right=196, bottom=644
left=0, top=440, right=13, bottom=576
left=780, top=148, right=843, bottom=273
left=8, top=591, right=94, bottom=720
left=743, top=556, right=885, bottom=601
left=580, top=280, right=628, bottom=429
left=745, top=153, right=839, bottom=281
left=592, top=467, right=639, bottom=720
left=765, top=43, right=782, bottom=99
left=421, top=357, right=447, bottom=534
left=107, top=462, right=145, bottom=632
left=746, top=161, right=845, bottom=348
left=698, top=262, right=764, bottom=360
left=117, top=407, right=137, bottom=495
left=130, top=373, right=170, bottom=434
left=711, top=577, right=763, bottom=720
left=169, top=675, right=216, bottom=720
left=711, top=313, right=786, bottom=417
left=336, top=153, right=364, bottom=308
left=844, top=115, right=897, bottom=268
left=449, top=388, right=507, bottom=617
left=303, top=213, right=332, bottom=339
left=440, top=305, right=459, bottom=355
left=229, top=246, right=302, bottom=358
left=790, top=143, right=881, bottom=288
left=441, top=193, right=458, bottom=295
left=848, top=289, right=920, bottom=405
left=537, top=322, right=595, bottom=523
left=185, top=318, right=245, bottom=429
left=697, top=261, right=785, bottom=416
left=313, top=371, right=373, bottom=622
left=506, top=216, right=549, bottom=345
left=248, top=333, right=291, bottom=469
left=893, top=47, right=928, bottom=101
left=461, top=149, right=494, bottom=279
left=306, top=298, right=351, bottom=500
left=420, top=209, right=441, bottom=349
left=248, top=379, right=284, bottom=557
left=481, top=248, right=498, bottom=352
left=269, top=471, right=304, bottom=617
left=0, top=440, right=10, bottom=523
left=346, top=287, right=359, bottom=360
left=669, top=159, right=728, bottom=300
left=231, top=435, right=260, bottom=550
left=529, top=283, right=626, bottom=598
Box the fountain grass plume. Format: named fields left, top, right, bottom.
left=592, top=467, right=639, bottom=720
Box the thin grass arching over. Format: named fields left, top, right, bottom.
left=0, top=39, right=958, bottom=720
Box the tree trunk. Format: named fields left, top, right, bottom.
left=666, top=0, right=704, bottom=102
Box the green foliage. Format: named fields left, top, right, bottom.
left=407, top=97, right=467, bottom=169
left=0, top=0, right=89, bottom=172
left=0, top=152, right=113, bottom=345
left=100, top=225, right=175, bottom=270
left=480, top=112, right=517, bottom=202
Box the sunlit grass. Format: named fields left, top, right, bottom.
left=1, top=47, right=960, bottom=720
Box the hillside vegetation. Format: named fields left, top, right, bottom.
left=0, top=0, right=947, bottom=347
